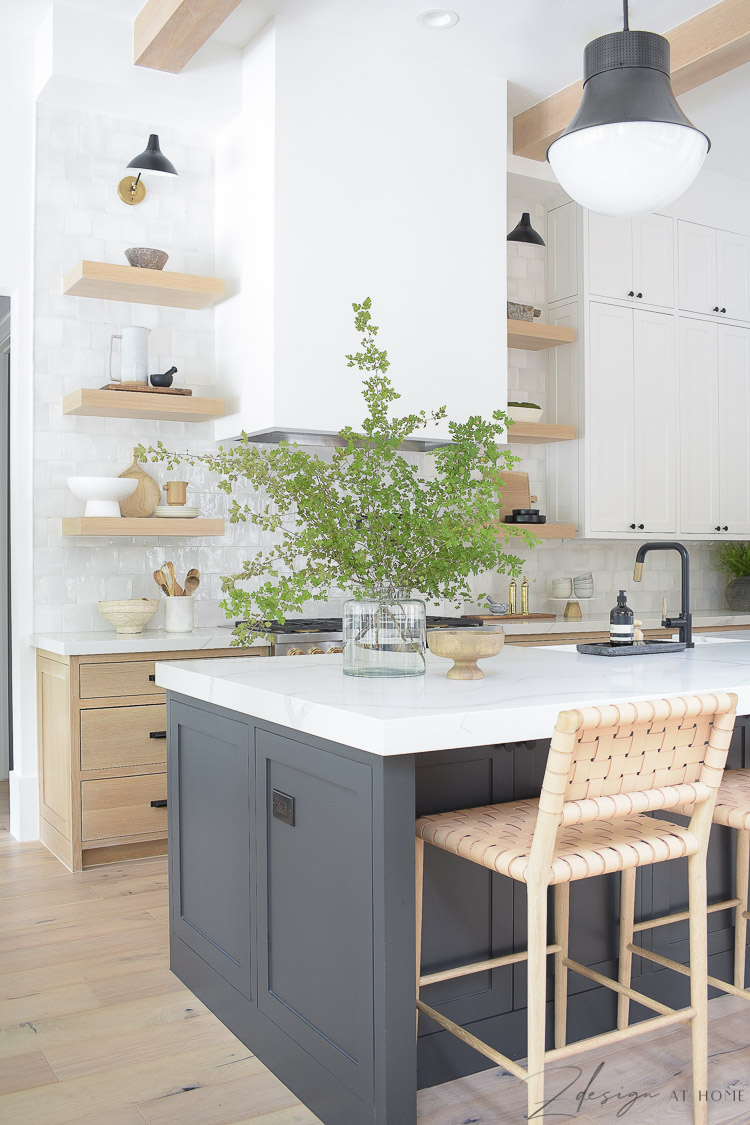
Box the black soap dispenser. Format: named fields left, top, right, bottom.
left=610, top=590, right=634, bottom=647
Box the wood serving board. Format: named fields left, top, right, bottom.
left=495, top=471, right=538, bottom=517
left=462, top=613, right=557, bottom=622
left=100, top=383, right=193, bottom=396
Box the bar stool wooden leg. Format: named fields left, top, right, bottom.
left=526, top=881, right=547, bottom=1122
left=688, top=851, right=709, bottom=1125
left=734, top=829, right=749, bottom=990
left=415, top=838, right=425, bottom=1039
left=554, top=883, right=569, bottom=1049
left=617, top=867, right=636, bottom=1030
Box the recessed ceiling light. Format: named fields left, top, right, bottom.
left=417, top=9, right=459, bottom=30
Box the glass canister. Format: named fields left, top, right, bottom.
left=343, top=588, right=426, bottom=677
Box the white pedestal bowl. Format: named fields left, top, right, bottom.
left=67, top=476, right=138, bottom=517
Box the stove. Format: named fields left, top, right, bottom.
left=223, top=615, right=482, bottom=656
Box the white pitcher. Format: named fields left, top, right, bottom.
left=108, top=325, right=150, bottom=384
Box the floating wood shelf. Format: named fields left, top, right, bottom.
left=507, top=319, right=576, bottom=350
left=505, top=422, right=576, bottom=444
left=62, top=518, right=225, bottom=537
left=495, top=521, right=576, bottom=540
left=63, top=261, right=226, bottom=310
left=62, top=388, right=225, bottom=423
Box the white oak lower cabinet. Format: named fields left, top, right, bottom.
left=36, top=645, right=269, bottom=871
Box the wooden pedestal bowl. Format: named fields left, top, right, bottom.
left=427, top=628, right=505, bottom=680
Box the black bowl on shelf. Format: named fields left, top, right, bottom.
left=505, top=513, right=547, bottom=524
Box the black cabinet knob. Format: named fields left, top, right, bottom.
left=721, top=308, right=727, bottom=314
left=713, top=306, right=720, bottom=312
left=638, top=524, right=645, bottom=530
left=629, top=523, right=636, bottom=529
left=636, top=292, right=643, bottom=299
left=148, top=674, right=156, bottom=682
left=628, top=291, right=635, bottom=297
left=715, top=526, right=722, bottom=531
left=723, top=525, right=729, bottom=531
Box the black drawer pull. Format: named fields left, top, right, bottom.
left=149, top=730, right=167, bottom=739
left=150, top=799, right=167, bottom=808
left=148, top=674, right=156, bottom=682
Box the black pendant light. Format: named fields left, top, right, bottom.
left=117, top=134, right=178, bottom=206
left=547, top=0, right=709, bottom=217
left=507, top=212, right=545, bottom=246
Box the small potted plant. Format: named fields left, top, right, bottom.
left=137, top=299, right=537, bottom=676
left=717, top=542, right=750, bottom=611
left=506, top=400, right=544, bottom=424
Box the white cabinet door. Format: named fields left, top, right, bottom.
left=587, top=303, right=635, bottom=534
left=547, top=201, right=578, bottom=303
left=633, top=311, right=677, bottom=533
left=678, top=221, right=717, bottom=317
left=717, top=229, right=750, bottom=323
left=718, top=324, right=750, bottom=535
left=633, top=214, right=674, bottom=309
left=679, top=318, right=719, bottom=535
left=588, top=212, right=633, bottom=302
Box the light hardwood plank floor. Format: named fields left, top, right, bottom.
left=1, top=780, right=749, bottom=1124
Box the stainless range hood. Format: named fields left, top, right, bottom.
left=214, top=18, right=509, bottom=446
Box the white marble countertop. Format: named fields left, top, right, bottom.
left=155, top=641, right=750, bottom=757
left=31, top=626, right=268, bottom=656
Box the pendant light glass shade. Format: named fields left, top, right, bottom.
left=507, top=212, right=545, bottom=246
left=126, top=134, right=178, bottom=178
left=547, top=23, right=709, bottom=217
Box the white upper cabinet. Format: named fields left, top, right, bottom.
left=633, top=309, right=677, bottom=533
left=717, top=229, right=750, bottom=323
left=678, top=220, right=750, bottom=322
left=588, top=212, right=674, bottom=308
left=679, top=318, right=719, bottom=535
left=717, top=324, right=750, bottom=535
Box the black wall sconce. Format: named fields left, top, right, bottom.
left=118, top=134, right=178, bottom=206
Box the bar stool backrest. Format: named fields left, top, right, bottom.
left=527, top=693, right=737, bottom=885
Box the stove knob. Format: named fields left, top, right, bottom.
left=307, top=646, right=325, bottom=655
left=328, top=645, right=343, bottom=654
left=287, top=647, right=305, bottom=656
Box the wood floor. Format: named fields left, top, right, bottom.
left=1, top=780, right=749, bottom=1125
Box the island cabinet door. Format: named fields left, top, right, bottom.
left=255, top=728, right=376, bottom=1107
left=168, top=700, right=253, bottom=1002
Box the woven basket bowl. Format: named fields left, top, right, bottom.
left=98, top=598, right=160, bottom=634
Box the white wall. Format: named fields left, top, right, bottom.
left=215, top=17, right=508, bottom=442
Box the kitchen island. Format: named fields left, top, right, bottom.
left=156, top=644, right=750, bottom=1125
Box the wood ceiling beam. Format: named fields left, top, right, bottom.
left=513, top=0, right=750, bottom=162
left=134, top=0, right=245, bottom=74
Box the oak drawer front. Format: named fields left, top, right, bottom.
left=79, top=661, right=164, bottom=700
left=81, top=774, right=167, bottom=842
left=80, top=704, right=167, bottom=771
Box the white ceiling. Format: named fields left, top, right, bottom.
left=61, top=0, right=750, bottom=180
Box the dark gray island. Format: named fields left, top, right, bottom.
left=156, top=643, right=750, bottom=1125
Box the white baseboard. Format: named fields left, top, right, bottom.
left=9, top=769, right=39, bottom=841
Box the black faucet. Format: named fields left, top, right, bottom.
left=633, top=542, right=693, bottom=648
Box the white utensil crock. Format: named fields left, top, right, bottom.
left=108, top=326, right=150, bottom=384
left=164, top=595, right=194, bottom=633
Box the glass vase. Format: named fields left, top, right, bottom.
left=343, top=588, right=426, bottom=678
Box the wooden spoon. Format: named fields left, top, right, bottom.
left=184, top=573, right=200, bottom=596
left=161, top=564, right=174, bottom=596
left=167, top=561, right=184, bottom=597
left=153, top=569, right=170, bottom=596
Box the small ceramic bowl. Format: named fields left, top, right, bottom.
left=98, top=598, right=159, bottom=634
left=427, top=628, right=505, bottom=680
left=125, top=247, right=169, bottom=270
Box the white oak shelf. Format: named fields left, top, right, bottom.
left=496, top=521, right=576, bottom=540
left=507, top=318, right=576, bottom=350
left=62, top=518, right=225, bottom=537
left=62, top=388, right=225, bottom=423
left=505, top=422, right=576, bottom=444
left=63, top=261, right=226, bottom=310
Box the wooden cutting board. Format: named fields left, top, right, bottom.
left=496, top=471, right=537, bottom=517
left=100, top=383, right=192, bottom=396
left=462, top=613, right=557, bottom=622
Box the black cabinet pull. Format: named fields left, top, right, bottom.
left=149, top=730, right=167, bottom=739
left=638, top=523, right=644, bottom=530
left=148, top=674, right=156, bottom=682
left=150, top=799, right=167, bottom=808
left=715, top=526, right=722, bottom=531
left=723, top=525, right=729, bottom=531
left=713, top=306, right=720, bottom=312
left=629, top=523, right=636, bottom=529
left=628, top=290, right=635, bottom=297
left=636, top=292, right=643, bottom=299
left=721, top=307, right=727, bottom=314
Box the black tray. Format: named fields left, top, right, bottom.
left=576, top=640, right=687, bottom=657
left=504, top=514, right=547, bottom=524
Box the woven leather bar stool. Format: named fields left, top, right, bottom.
left=619, top=767, right=750, bottom=1021
left=415, top=693, right=737, bottom=1125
